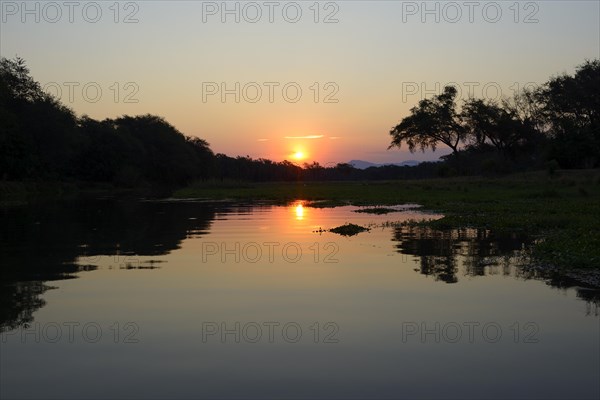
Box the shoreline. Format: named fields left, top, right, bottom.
left=3, top=170, right=599, bottom=273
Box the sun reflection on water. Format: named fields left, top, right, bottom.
left=294, top=202, right=305, bottom=221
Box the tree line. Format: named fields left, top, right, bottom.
left=389, top=59, right=599, bottom=173
left=1, top=57, right=598, bottom=187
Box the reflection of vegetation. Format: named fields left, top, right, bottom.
left=393, top=226, right=531, bottom=284
left=0, top=200, right=216, bottom=331
left=536, top=271, right=600, bottom=316
left=392, top=225, right=600, bottom=312
left=577, top=290, right=600, bottom=317
left=329, top=223, right=370, bottom=237
left=354, top=207, right=399, bottom=215
left=0, top=282, right=50, bottom=332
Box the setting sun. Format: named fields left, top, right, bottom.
left=292, top=151, right=306, bottom=160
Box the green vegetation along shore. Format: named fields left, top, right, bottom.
left=174, top=170, right=600, bottom=270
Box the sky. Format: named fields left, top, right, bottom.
left=1, top=0, right=599, bottom=165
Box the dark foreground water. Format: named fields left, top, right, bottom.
left=1, top=200, right=598, bottom=399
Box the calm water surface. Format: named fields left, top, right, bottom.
left=1, top=200, right=598, bottom=399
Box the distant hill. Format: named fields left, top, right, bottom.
left=348, top=160, right=420, bottom=169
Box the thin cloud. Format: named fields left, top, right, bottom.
left=329, top=136, right=342, bottom=140
left=257, top=138, right=269, bottom=142
left=284, top=135, right=324, bottom=139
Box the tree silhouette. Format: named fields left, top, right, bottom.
left=462, top=96, right=539, bottom=159
left=538, top=59, right=600, bottom=168
left=389, top=86, right=466, bottom=155
left=0, top=57, right=49, bottom=103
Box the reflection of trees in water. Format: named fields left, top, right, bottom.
left=578, top=291, right=599, bottom=316
left=418, top=255, right=458, bottom=283
left=0, top=200, right=216, bottom=332
left=0, top=281, right=50, bottom=332
left=392, top=225, right=599, bottom=313
left=393, top=226, right=530, bottom=284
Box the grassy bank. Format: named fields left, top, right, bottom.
left=0, top=181, right=173, bottom=206
left=0, top=181, right=76, bottom=206
left=174, top=170, right=600, bottom=270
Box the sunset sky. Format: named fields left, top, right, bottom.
left=1, top=1, right=598, bottom=165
